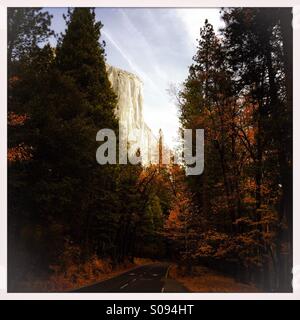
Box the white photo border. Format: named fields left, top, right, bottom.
left=1, top=0, right=299, bottom=300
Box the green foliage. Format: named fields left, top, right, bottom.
left=8, top=8, right=54, bottom=64
left=56, top=9, right=117, bottom=128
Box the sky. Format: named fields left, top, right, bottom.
left=47, top=8, right=224, bottom=148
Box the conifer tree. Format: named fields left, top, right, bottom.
left=8, top=8, right=54, bottom=64
left=56, top=8, right=117, bottom=130
left=54, top=8, right=120, bottom=259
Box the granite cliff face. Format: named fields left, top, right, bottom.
left=106, top=64, right=159, bottom=164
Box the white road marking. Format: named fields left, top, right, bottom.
left=161, top=287, right=165, bottom=293
left=132, top=278, right=137, bottom=282
left=129, top=273, right=135, bottom=276
left=120, top=283, right=129, bottom=289
left=153, top=273, right=158, bottom=276
left=165, top=265, right=171, bottom=278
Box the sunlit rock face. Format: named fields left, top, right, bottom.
left=106, top=64, right=159, bottom=164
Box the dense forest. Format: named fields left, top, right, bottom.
left=8, top=8, right=292, bottom=292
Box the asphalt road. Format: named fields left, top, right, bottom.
left=74, top=262, right=187, bottom=293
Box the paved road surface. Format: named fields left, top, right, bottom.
left=74, top=262, right=188, bottom=293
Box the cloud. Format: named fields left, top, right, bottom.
left=176, top=8, right=224, bottom=46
